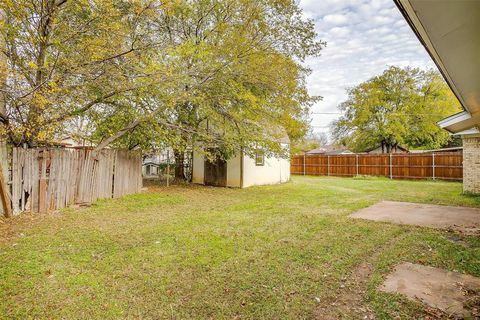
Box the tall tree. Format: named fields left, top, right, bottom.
left=0, top=0, right=172, bottom=146
left=1, top=0, right=323, bottom=181
left=0, top=7, right=12, bottom=217
left=89, top=0, right=324, bottom=179
left=332, top=66, right=462, bottom=153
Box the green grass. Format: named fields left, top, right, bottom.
left=0, top=176, right=479, bottom=319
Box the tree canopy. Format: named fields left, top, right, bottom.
left=1, top=0, right=168, bottom=146
left=332, top=66, right=462, bottom=153
left=1, top=0, right=324, bottom=165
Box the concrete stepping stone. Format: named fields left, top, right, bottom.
left=349, top=201, right=480, bottom=233
left=380, top=262, right=480, bottom=318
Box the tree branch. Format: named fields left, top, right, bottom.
left=51, top=88, right=134, bottom=124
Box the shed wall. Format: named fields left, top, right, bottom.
left=192, top=150, right=205, bottom=184
left=226, top=153, right=241, bottom=187
left=192, top=145, right=290, bottom=188
left=242, top=144, right=290, bottom=188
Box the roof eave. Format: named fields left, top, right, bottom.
left=393, top=0, right=468, bottom=113
left=438, top=111, right=471, bottom=133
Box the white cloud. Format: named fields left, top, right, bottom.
left=299, top=0, right=436, bottom=135
left=323, top=14, right=349, bottom=25
left=329, top=26, right=350, bottom=37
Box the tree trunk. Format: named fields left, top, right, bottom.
left=173, top=150, right=185, bottom=181
left=0, top=8, right=12, bottom=217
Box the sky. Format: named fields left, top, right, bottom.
left=299, top=0, right=436, bottom=136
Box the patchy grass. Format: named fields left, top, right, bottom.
left=0, top=176, right=479, bottom=319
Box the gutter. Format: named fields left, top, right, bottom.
left=437, top=111, right=472, bottom=133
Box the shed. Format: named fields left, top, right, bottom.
left=192, top=135, right=290, bottom=188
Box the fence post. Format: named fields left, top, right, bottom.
left=355, top=154, right=359, bottom=176
left=432, top=153, right=435, bottom=180
left=303, top=153, right=306, bottom=176
left=0, top=160, right=11, bottom=218
left=327, top=155, right=330, bottom=176
left=389, top=153, right=393, bottom=179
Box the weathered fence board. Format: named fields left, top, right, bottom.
left=291, top=152, right=463, bottom=181
left=10, top=148, right=142, bottom=215
left=113, top=150, right=142, bottom=198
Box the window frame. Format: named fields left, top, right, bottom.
left=255, top=149, right=265, bottom=166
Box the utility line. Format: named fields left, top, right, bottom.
left=311, top=112, right=446, bottom=116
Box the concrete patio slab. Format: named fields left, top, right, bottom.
left=349, top=201, right=480, bottom=233
left=380, top=262, right=480, bottom=318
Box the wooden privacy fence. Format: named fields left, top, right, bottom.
left=291, top=152, right=463, bottom=181
left=10, top=148, right=142, bottom=215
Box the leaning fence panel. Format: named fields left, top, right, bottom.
left=291, top=152, right=463, bottom=181
left=9, top=147, right=142, bottom=215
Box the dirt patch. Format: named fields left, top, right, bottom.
left=349, top=201, right=480, bottom=234
left=0, top=213, right=59, bottom=244
left=380, top=262, right=480, bottom=318
left=315, top=261, right=376, bottom=319
left=314, top=232, right=412, bottom=319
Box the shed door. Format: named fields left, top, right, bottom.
left=204, top=156, right=227, bottom=187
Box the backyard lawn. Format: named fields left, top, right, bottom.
left=1, top=176, right=479, bottom=319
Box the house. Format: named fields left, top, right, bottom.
left=365, top=145, right=409, bottom=154
left=410, top=147, right=463, bottom=154
left=394, top=0, right=480, bottom=193
left=192, top=134, right=290, bottom=188
left=142, top=161, right=160, bottom=177
left=306, top=144, right=352, bottom=155
left=59, top=136, right=94, bottom=147
left=142, top=150, right=174, bottom=177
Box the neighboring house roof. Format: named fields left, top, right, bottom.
left=59, top=136, right=94, bottom=147
left=143, top=161, right=161, bottom=166
left=394, top=0, right=480, bottom=134
left=269, top=126, right=290, bottom=144
left=365, top=145, right=409, bottom=153
left=306, top=145, right=352, bottom=155
left=410, top=147, right=463, bottom=153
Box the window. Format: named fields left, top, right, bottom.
left=255, top=149, right=265, bottom=166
